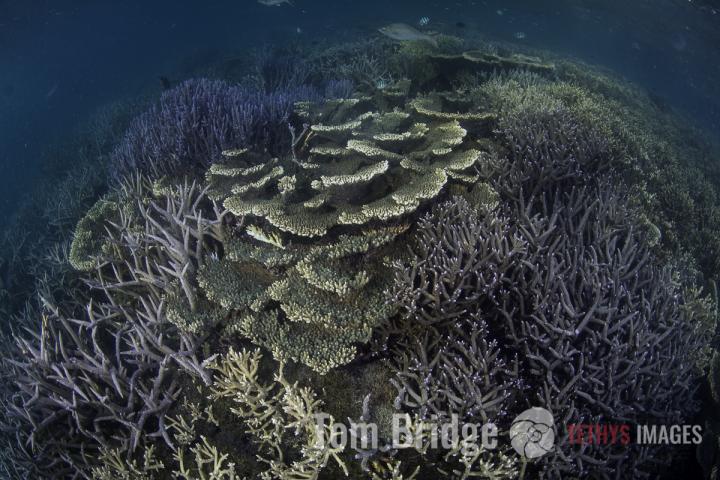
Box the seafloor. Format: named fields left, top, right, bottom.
left=1, top=32, right=720, bottom=480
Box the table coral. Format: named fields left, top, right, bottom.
left=206, top=86, right=496, bottom=239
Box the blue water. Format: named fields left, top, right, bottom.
left=1, top=0, right=719, bottom=223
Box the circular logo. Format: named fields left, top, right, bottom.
left=509, top=407, right=555, bottom=459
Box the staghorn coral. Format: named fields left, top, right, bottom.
left=1, top=175, right=226, bottom=476
left=696, top=283, right=720, bottom=480
left=391, top=313, right=522, bottom=424
left=90, top=175, right=228, bottom=350
left=109, top=78, right=321, bottom=181
left=210, top=347, right=348, bottom=479
left=384, top=74, right=716, bottom=477
left=389, top=187, right=710, bottom=479
left=389, top=196, right=515, bottom=328
left=368, top=461, right=420, bottom=480
left=477, top=67, right=720, bottom=281
left=4, top=281, right=184, bottom=476
left=172, top=436, right=241, bottom=480
left=90, top=445, right=165, bottom=480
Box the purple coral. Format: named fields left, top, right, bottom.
left=323, top=78, right=355, bottom=99
left=389, top=103, right=709, bottom=478
left=391, top=191, right=706, bottom=478
left=1, top=179, right=224, bottom=476
left=109, top=78, right=320, bottom=181
left=255, top=46, right=313, bottom=92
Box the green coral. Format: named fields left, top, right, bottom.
left=210, top=348, right=348, bottom=479
left=90, top=446, right=164, bottom=480
left=166, top=290, right=223, bottom=335
left=68, top=195, right=120, bottom=271
left=197, top=258, right=268, bottom=310
left=198, top=86, right=504, bottom=373
left=200, top=228, right=401, bottom=374
left=207, top=89, right=494, bottom=239
left=173, top=436, right=241, bottom=480
left=238, top=310, right=359, bottom=375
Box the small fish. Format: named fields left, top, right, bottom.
left=379, top=23, right=438, bottom=47
left=418, top=16, right=430, bottom=27
left=455, top=21, right=466, bottom=28
left=496, top=9, right=505, bottom=16
left=514, top=31, right=526, bottom=40
left=46, top=84, right=58, bottom=99
left=258, top=0, right=292, bottom=6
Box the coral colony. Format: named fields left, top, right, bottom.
left=1, top=32, right=720, bottom=480
left=109, top=78, right=322, bottom=181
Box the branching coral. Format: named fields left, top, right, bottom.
left=210, top=348, right=348, bottom=479
left=86, top=176, right=227, bottom=364
left=389, top=187, right=709, bottom=478
left=389, top=197, right=516, bottom=328
left=109, top=78, right=320, bottom=181
left=2, top=175, right=227, bottom=476
left=173, top=436, right=240, bottom=480
left=391, top=312, right=522, bottom=425
left=3, top=283, right=184, bottom=475
left=477, top=67, right=720, bottom=281
left=90, top=445, right=165, bottom=480
left=385, top=62, right=714, bottom=478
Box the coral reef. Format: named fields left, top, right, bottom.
left=1, top=32, right=719, bottom=480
